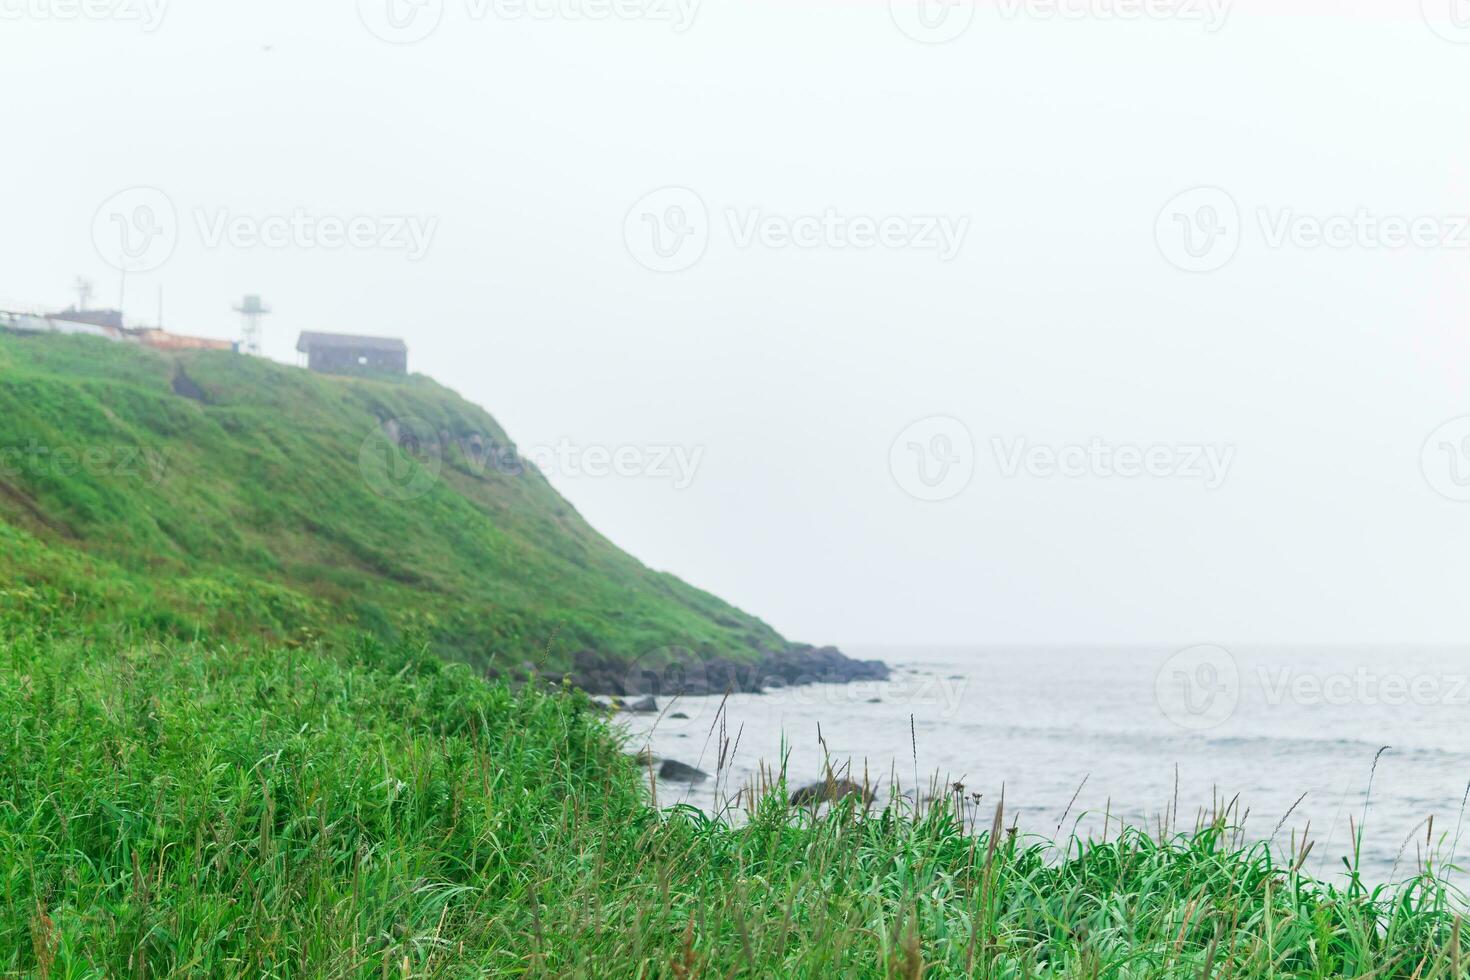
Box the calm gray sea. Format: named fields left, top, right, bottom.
left=619, top=646, right=1470, bottom=885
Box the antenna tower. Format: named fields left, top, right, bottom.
left=233, top=294, right=271, bottom=355
left=73, top=276, right=94, bottom=311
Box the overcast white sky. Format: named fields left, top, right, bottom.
left=3, top=1, right=1468, bottom=647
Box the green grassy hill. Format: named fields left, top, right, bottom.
left=0, top=330, right=788, bottom=673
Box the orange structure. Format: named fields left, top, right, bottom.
left=129, top=328, right=237, bottom=353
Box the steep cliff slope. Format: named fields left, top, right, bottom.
left=0, top=331, right=809, bottom=677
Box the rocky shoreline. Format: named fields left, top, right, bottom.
left=566, top=644, right=889, bottom=698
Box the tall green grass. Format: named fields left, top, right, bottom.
left=3, top=622, right=1467, bottom=977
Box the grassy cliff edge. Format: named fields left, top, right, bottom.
left=0, top=331, right=882, bottom=688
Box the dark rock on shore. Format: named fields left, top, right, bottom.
left=623, top=695, right=658, bottom=713
left=759, top=645, right=890, bottom=690
left=565, top=644, right=889, bottom=697
left=657, top=759, right=709, bottom=783
left=790, top=778, right=875, bottom=807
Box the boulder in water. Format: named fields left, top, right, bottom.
left=658, top=759, right=709, bottom=783
left=790, top=778, right=874, bottom=807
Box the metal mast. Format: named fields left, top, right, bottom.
left=233, top=294, right=271, bottom=355
left=73, top=276, right=94, bottom=311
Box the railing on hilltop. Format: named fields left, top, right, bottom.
left=0, top=309, right=127, bottom=341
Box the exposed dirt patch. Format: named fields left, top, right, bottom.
left=0, top=479, right=77, bottom=539
left=171, top=365, right=208, bottom=403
